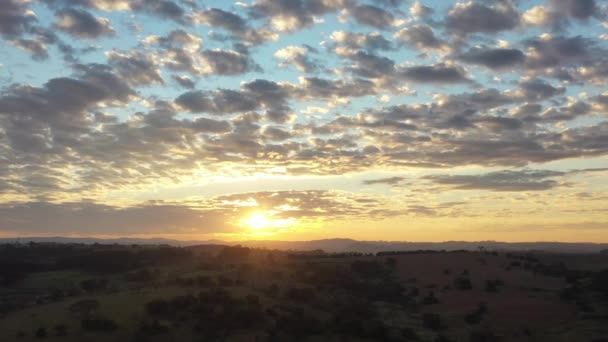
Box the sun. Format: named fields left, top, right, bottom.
left=239, top=211, right=297, bottom=236
left=243, top=212, right=272, bottom=230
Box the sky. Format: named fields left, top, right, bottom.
left=0, top=0, right=607, bottom=242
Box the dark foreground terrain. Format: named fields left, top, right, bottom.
left=1, top=242, right=607, bottom=341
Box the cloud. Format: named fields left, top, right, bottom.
left=363, top=176, right=405, bottom=185
left=275, top=45, right=320, bottom=73
left=445, top=1, right=520, bottom=35
left=0, top=63, right=134, bottom=155
left=198, top=49, right=258, bottom=76
left=144, top=29, right=202, bottom=50
left=423, top=169, right=566, bottom=191
left=196, top=8, right=277, bottom=45
left=520, top=35, right=608, bottom=83
left=107, top=50, right=163, bottom=86
left=410, top=1, right=433, bottom=18
left=551, top=0, right=599, bottom=20
left=175, top=89, right=259, bottom=114
left=458, top=47, right=525, bottom=69
left=0, top=189, right=408, bottom=235
left=346, top=51, right=396, bottom=78
left=11, top=38, right=49, bottom=61
left=329, top=31, right=394, bottom=53
left=399, top=63, right=470, bottom=83
left=45, top=0, right=192, bottom=24
left=343, top=4, right=397, bottom=29
left=142, top=30, right=258, bottom=76
left=249, top=0, right=343, bottom=32
left=262, top=126, right=292, bottom=141
left=55, top=8, right=115, bottom=39
left=515, top=79, right=566, bottom=101
left=1, top=0, right=608, bottom=227
left=171, top=75, right=195, bottom=89
left=394, top=24, right=447, bottom=52
left=0, top=201, right=236, bottom=235
left=523, top=0, right=600, bottom=28
left=0, top=0, right=38, bottom=38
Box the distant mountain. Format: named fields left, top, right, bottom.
left=1, top=236, right=608, bottom=254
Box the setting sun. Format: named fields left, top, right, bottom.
left=244, top=212, right=272, bottom=230
left=238, top=211, right=298, bottom=237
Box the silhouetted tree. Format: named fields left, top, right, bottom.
left=69, top=299, right=100, bottom=317
left=54, top=324, right=68, bottom=337
left=454, top=277, right=473, bottom=290
left=423, top=313, right=441, bottom=330
left=35, top=327, right=47, bottom=339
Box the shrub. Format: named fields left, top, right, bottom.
left=351, top=260, right=389, bottom=279
left=422, top=291, right=439, bottom=305
left=592, top=270, right=608, bottom=293
left=80, top=278, right=108, bottom=292
left=68, top=299, right=100, bottom=317
left=217, top=275, right=234, bottom=286
left=465, top=302, right=487, bottom=325
left=35, top=327, right=47, bottom=339
left=140, top=320, right=169, bottom=335
left=81, top=318, right=118, bottom=332
left=218, top=246, right=251, bottom=262
left=196, top=275, right=214, bottom=287
left=145, top=299, right=169, bottom=315
left=469, top=330, right=499, bottom=342
left=454, top=277, right=473, bottom=290
left=485, top=280, right=498, bottom=293
left=423, top=313, right=441, bottom=330
left=264, top=283, right=280, bottom=298
left=286, top=287, right=315, bottom=302
left=54, top=324, right=68, bottom=337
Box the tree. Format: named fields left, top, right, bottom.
left=423, top=313, right=441, bottom=330
left=145, top=299, right=169, bottom=315
left=54, top=324, right=68, bottom=337
left=422, top=291, right=439, bottom=305
left=35, top=327, right=47, bottom=339
left=454, top=277, right=473, bottom=290
left=81, top=318, right=118, bottom=332
left=68, top=299, right=100, bottom=317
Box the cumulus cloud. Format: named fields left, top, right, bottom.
left=199, top=49, right=258, bottom=76
left=171, top=75, right=195, bottom=89
left=399, top=63, right=470, bottom=83
left=0, top=0, right=38, bottom=38
left=249, top=0, right=344, bottom=32
left=196, top=8, right=277, bottom=45
left=1, top=0, right=608, bottom=235
left=275, top=45, right=320, bottom=73
left=342, top=4, right=397, bottom=29
left=458, top=47, right=525, bottom=69
left=11, top=38, right=49, bottom=61
left=394, top=24, right=447, bottom=52
left=329, top=31, right=394, bottom=53
left=523, top=0, right=601, bottom=28
left=55, top=8, right=114, bottom=39
left=46, top=0, right=193, bottom=24
left=107, top=50, right=163, bottom=86
left=445, top=1, right=520, bottom=35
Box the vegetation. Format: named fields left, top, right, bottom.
left=1, top=243, right=607, bottom=341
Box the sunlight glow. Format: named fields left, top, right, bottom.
left=244, top=212, right=272, bottom=230
left=239, top=211, right=297, bottom=237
